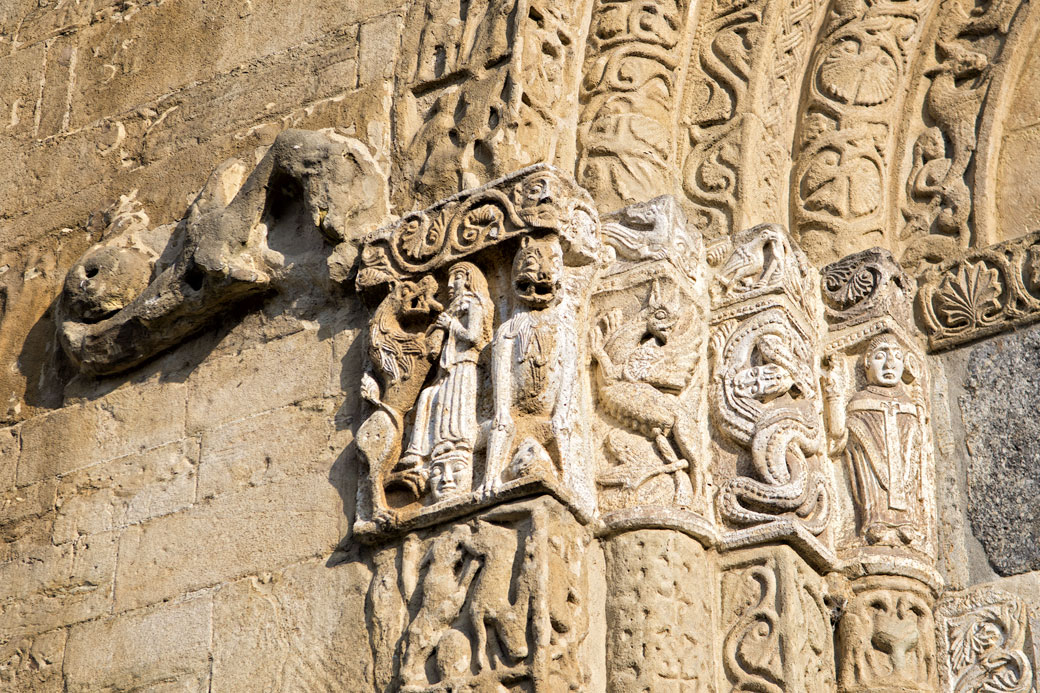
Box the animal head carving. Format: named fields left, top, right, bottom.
left=512, top=235, right=564, bottom=308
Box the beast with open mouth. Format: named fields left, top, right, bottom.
left=512, top=235, right=564, bottom=309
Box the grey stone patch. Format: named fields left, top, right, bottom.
left=961, top=324, right=1040, bottom=577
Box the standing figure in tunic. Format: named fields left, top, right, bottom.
left=400, top=262, right=494, bottom=501
left=826, top=334, right=925, bottom=547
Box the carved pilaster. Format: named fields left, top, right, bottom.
left=837, top=575, right=938, bottom=692
left=364, top=495, right=590, bottom=692
left=821, top=248, right=937, bottom=565
left=719, top=545, right=836, bottom=692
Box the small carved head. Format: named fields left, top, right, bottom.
left=647, top=278, right=680, bottom=343
left=512, top=235, right=563, bottom=308
left=63, top=246, right=154, bottom=323
left=863, top=334, right=905, bottom=387
left=505, top=437, right=554, bottom=482
left=733, top=364, right=794, bottom=402
left=428, top=453, right=472, bottom=502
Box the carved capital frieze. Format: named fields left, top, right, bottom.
left=936, top=588, right=1038, bottom=693
left=917, top=230, right=1040, bottom=351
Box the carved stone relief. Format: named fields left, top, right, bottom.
left=936, top=588, right=1038, bottom=693
left=837, top=576, right=938, bottom=692
left=58, top=128, right=388, bottom=375
left=792, top=0, right=937, bottom=265
left=365, top=496, right=590, bottom=692
left=917, top=230, right=1040, bottom=351
left=708, top=223, right=831, bottom=541
left=392, top=0, right=591, bottom=210
left=896, top=0, right=1032, bottom=272
left=589, top=196, right=709, bottom=519
left=679, top=0, right=828, bottom=237
left=719, top=546, right=835, bottom=692
left=352, top=165, right=606, bottom=536
left=577, top=0, right=693, bottom=210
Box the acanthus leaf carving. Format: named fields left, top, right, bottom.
left=917, top=231, right=1040, bottom=351
left=937, top=588, right=1037, bottom=693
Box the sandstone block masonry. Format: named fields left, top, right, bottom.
left=3, top=1, right=1040, bottom=691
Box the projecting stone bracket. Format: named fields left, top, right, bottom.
left=57, top=128, right=389, bottom=375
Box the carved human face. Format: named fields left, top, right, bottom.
left=865, top=341, right=904, bottom=387
left=429, top=456, right=472, bottom=501
left=733, top=364, right=794, bottom=401
left=449, top=268, right=469, bottom=300
left=648, top=304, right=679, bottom=343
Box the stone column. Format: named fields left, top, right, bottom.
left=603, top=529, right=716, bottom=692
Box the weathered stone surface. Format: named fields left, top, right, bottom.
left=0, top=628, right=67, bottom=693
left=0, top=531, right=118, bottom=636
left=603, top=530, right=715, bottom=692
left=186, top=328, right=332, bottom=434
left=52, top=439, right=199, bottom=545
left=17, top=383, right=187, bottom=485
left=961, top=325, right=1040, bottom=577
left=197, top=400, right=336, bottom=501
left=5, top=0, right=1040, bottom=690
left=63, top=595, right=212, bottom=693
left=114, top=473, right=341, bottom=611
left=211, top=557, right=373, bottom=691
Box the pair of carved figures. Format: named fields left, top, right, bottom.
left=362, top=234, right=570, bottom=519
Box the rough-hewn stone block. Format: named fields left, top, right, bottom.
left=114, top=473, right=342, bottom=611
left=211, top=556, right=372, bottom=690
left=358, top=13, right=403, bottom=87
left=0, top=425, right=19, bottom=490
left=52, top=438, right=199, bottom=545
left=63, top=595, right=211, bottom=693
left=17, top=383, right=187, bottom=485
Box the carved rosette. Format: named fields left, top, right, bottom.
left=917, top=230, right=1040, bottom=351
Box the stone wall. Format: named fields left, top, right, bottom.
left=2, top=1, right=1040, bottom=691
left=0, top=3, right=393, bottom=688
